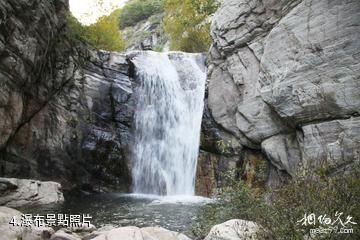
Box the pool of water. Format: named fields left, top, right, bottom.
left=20, top=193, right=211, bottom=236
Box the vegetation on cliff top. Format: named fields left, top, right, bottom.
left=67, top=0, right=218, bottom=52
left=119, top=0, right=218, bottom=52
left=67, top=9, right=125, bottom=51
left=119, top=0, right=164, bottom=29
left=163, top=0, right=218, bottom=52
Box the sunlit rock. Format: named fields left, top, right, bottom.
left=0, top=178, right=64, bottom=207
left=204, top=219, right=270, bottom=240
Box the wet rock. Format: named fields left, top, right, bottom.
left=0, top=178, right=64, bottom=207
left=196, top=150, right=239, bottom=197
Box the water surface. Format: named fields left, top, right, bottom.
left=21, top=193, right=210, bottom=236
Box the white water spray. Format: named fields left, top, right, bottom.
left=131, top=51, right=206, bottom=196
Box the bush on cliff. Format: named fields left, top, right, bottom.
left=86, top=9, right=125, bottom=51
left=193, top=166, right=360, bottom=240
left=163, top=0, right=218, bottom=52
left=66, top=10, right=125, bottom=51
left=119, top=0, right=164, bottom=29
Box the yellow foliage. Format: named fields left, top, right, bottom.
left=86, top=9, right=125, bottom=51
left=67, top=9, right=125, bottom=52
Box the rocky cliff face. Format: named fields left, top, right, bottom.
left=1, top=0, right=358, bottom=196
left=206, top=0, right=360, bottom=187
left=122, top=13, right=168, bottom=51
left=0, top=0, right=134, bottom=191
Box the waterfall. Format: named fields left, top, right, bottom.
left=131, top=51, right=206, bottom=196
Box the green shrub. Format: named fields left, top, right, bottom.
left=86, top=9, right=125, bottom=51
left=66, top=13, right=88, bottom=42
left=66, top=10, right=125, bottom=52
left=193, top=167, right=360, bottom=240
left=163, top=0, right=219, bottom=52
left=120, top=0, right=164, bottom=29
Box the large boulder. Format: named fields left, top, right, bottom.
left=0, top=207, right=23, bottom=240
left=92, top=226, right=191, bottom=240
left=0, top=206, right=55, bottom=240
left=23, top=226, right=55, bottom=240
left=204, top=219, right=270, bottom=240
left=0, top=178, right=64, bottom=207
left=141, top=227, right=191, bottom=240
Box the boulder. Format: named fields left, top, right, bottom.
left=66, top=223, right=96, bottom=233
left=0, top=178, right=64, bottom=207
left=0, top=206, right=55, bottom=240
left=23, top=226, right=55, bottom=240
left=92, top=227, right=143, bottom=240
left=204, top=219, right=270, bottom=240
left=0, top=207, right=24, bottom=240
left=50, top=230, right=81, bottom=240
left=141, top=227, right=191, bottom=240
left=91, top=226, right=191, bottom=240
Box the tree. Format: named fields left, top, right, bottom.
left=86, top=9, right=125, bottom=51
left=163, top=0, right=218, bottom=52
left=119, top=0, right=164, bottom=29
left=66, top=9, right=125, bottom=52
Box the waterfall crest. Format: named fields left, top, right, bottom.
left=131, top=51, right=206, bottom=196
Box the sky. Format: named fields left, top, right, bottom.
left=69, top=0, right=128, bottom=25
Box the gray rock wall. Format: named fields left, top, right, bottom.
left=0, top=0, right=133, bottom=191
left=207, top=0, right=360, bottom=185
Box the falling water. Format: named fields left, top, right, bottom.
left=131, top=51, right=206, bottom=196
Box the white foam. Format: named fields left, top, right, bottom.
left=118, top=193, right=212, bottom=205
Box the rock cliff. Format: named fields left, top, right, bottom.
left=206, top=0, right=360, bottom=187
left=122, top=13, right=168, bottom=51
left=0, top=0, right=133, bottom=191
